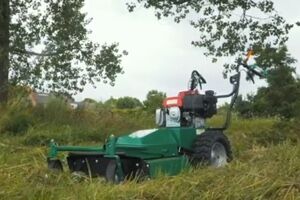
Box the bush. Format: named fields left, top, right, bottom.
left=32, top=97, right=72, bottom=125
left=0, top=113, right=32, bottom=135
left=0, top=100, right=33, bottom=135
left=22, top=123, right=101, bottom=145
left=271, top=119, right=300, bottom=144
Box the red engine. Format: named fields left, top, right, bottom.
left=157, top=89, right=217, bottom=128
left=163, top=90, right=199, bottom=108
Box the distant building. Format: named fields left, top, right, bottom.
left=29, top=93, right=50, bottom=107
left=70, top=102, right=79, bottom=109
left=24, top=87, right=101, bottom=110
left=76, top=98, right=97, bottom=110
left=29, top=91, right=77, bottom=109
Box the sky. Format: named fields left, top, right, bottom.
left=75, top=0, right=300, bottom=103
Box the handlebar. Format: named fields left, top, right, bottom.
left=208, top=60, right=267, bottom=131
left=239, top=63, right=267, bottom=79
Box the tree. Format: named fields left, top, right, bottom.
left=116, top=96, right=142, bottom=109
left=235, top=46, right=300, bottom=119
left=234, top=95, right=254, bottom=118
left=82, top=98, right=97, bottom=104
left=143, top=90, right=166, bottom=112
left=104, top=97, right=118, bottom=108
left=255, top=46, right=300, bottom=118
left=127, top=0, right=294, bottom=72
left=0, top=0, right=125, bottom=103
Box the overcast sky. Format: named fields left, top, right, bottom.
left=75, top=0, right=300, bottom=103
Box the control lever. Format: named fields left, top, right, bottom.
left=190, top=70, right=207, bottom=90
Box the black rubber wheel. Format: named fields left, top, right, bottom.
left=105, top=160, right=121, bottom=184
left=47, top=158, right=63, bottom=171
left=191, top=130, right=233, bottom=167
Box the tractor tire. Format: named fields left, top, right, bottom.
left=47, top=158, right=63, bottom=171
left=105, top=160, right=121, bottom=184
left=191, top=130, right=232, bottom=167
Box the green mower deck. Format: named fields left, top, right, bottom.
left=48, top=128, right=202, bottom=182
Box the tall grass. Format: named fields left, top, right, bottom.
left=0, top=137, right=299, bottom=199
left=0, top=97, right=155, bottom=145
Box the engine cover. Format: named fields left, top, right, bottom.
left=183, top=91, right=217, bottom=118
left=183, top=95, right=205, bottom=111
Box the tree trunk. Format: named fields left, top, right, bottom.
left=0, top=0, right=9, bottom=103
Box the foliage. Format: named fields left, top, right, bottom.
left=0, top=93, right=154, bottom=145
left=115, top=96, right=143, bottom=109
left=234, top=95, right=253, bottom=118
left=143, top=90, right=166, bottom=113
left=0, top=110, right=32, bottom=135
left=235, top=46, right=300, bottom=119
left=104, top=97, right=118, bottom=109
left=82, top=98, right=97, bottom=104
left=273, top=119, right=300, bottom=143
left=0, top=0, right=126, bottom=102
left=0, top=99, right=33, bottom=135
left=127, top=0, right=295, bottom=72
left=33, top=97, right=72, bottom=124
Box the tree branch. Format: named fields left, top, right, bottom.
left=10, top=48, right=61, bottom=56
left=169, top=0, right=190, bottom=5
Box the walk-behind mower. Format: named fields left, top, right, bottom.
left=47, top=60, right=266, bottom=183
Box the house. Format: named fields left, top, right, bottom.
left=29, top=91, right=77, bottom=109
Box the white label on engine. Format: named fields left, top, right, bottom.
left=196, top=129, right=205, bottom=135
left=129, top=129, right=158, bottom=138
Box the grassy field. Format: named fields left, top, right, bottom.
left=0, top=100, right=300, bottom=199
